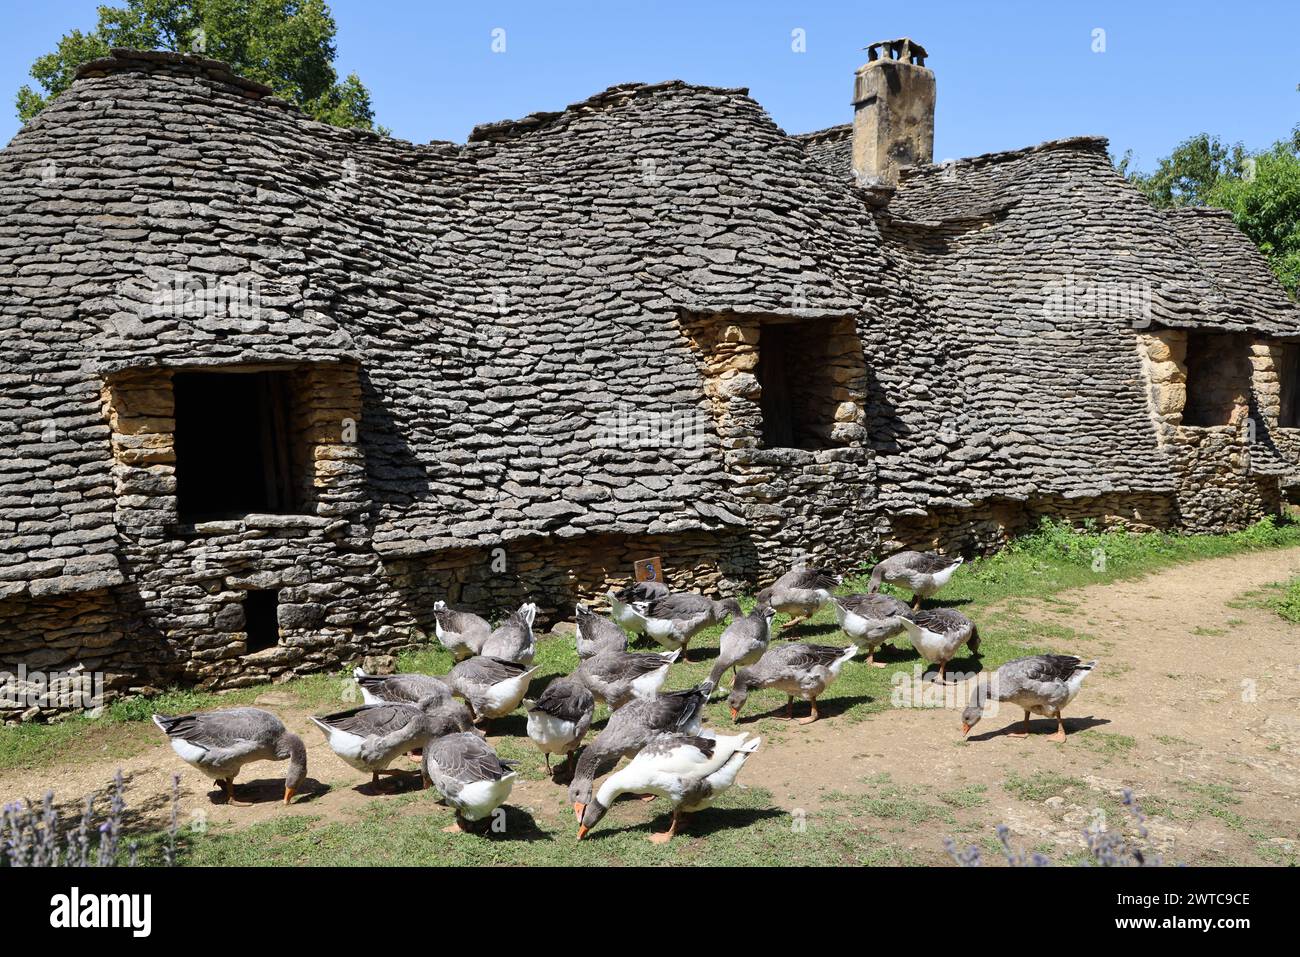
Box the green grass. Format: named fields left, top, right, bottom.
left=1003, top=770, right=1089, bottom=803
left=939, top=783, right=989, bottom=809
left=1077, top=731, right=1138, bottom=758
left=1269, top=577, right=1300, bottom=622
left=155, top=783, right=919, bottom=867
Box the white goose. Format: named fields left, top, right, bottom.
left=576, top=732, right=761, bottom=843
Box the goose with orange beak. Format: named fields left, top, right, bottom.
left=569, top=682, right=711, bottom=822
left=727, top=643, right=858, bottom=725
left=961, top=655, right=1096, bottom=742
left=153, top=707, right=307, bottom=806
left=576, top=732, right=760, bottom=843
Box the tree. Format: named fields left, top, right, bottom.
left=1121, top=133, right=1250, bottom=208
left=1208, top=128, right=1300, bottom=299
left=1117, top=125, right=1300, bottom=300
left=15, top=0, right=381, bottom=132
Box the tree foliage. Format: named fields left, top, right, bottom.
left=1119, top=126, right=1300, bottom=299
left=15, top=0, right=380, bottom=132
left=1208, top=129, right=1300, bottom=298
left=1122, top=133, right=1250, bottom=208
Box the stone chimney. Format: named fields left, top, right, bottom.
left=852, top=38, right=935, bottom=185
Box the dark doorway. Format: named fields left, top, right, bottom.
left=758, top=324, right=798, bottom=448
left=1279, top=343, right=1300, bottom=428
left=1182, top=333, right=1251, bottom=427
left=242, top=590, right=280, bottom=653
left=173, top=371, right=302, bottom=522
left=757, top=323, right=839, bottom=451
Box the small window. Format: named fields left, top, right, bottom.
left=1278, top=343, right=1300, bottom=428
left=242, top=590, right=280, bottom=653
left=1182, top=332, right=1251, bottom=427
left=758, top=322, right=842, bottom=451
left=173, top=371, right=305, bottom=521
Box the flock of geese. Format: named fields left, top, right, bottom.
left=153, top=550, right=1097, bottom=843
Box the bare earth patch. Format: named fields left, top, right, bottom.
left=3, top=548, right=1297, bottom=865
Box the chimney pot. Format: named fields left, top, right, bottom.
left=852, top=37, right=935, bottom=185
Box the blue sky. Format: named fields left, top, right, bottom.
left=3, top=1, right=1297, bottom=168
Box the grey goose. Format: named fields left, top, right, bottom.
left=153, top=707, right=307, bottom=806
left=727, top=642, right=858, bottom=724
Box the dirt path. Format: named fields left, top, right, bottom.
left=4, top=548, right=1298, bottom=864
left=741, top=546, right=1300, bottom=863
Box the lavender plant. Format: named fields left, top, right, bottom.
left=946, top=789, right=1164, bottom=867
left=0, top=769, right=178, bottom=867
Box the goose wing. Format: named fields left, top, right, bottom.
left=355, top=672, right=449, bottom=705
left=777, top=567, right=841, bottom=591
left=645, top=593, right=711, bottom=619
left=636, top=732, right=716, bottom=764
left=530, top=677, right=595, bottom=723
left=908, top=552, right=962, bottom=574
left=614, top=580, right=670, bottom=603
left=642, top=684, right=710, bottom=733
left=1000, top=654, right=1087, bottom=688
left=771, top=643, right=852, bottom=670
left=426, top=732, right=516, bottom=784
left=314, top=703, right=422, bottom=738
left=579, top=650, right=674, bottom=683
left=911, top=608, right=971, bottom=637
left=153, top=707, right=281, bottom=751
left=453, top=655, right=529, bottom=685
left=838, top=593, right=911, bottom=618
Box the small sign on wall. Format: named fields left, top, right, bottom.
left=634, top=556, right=664, bottom=584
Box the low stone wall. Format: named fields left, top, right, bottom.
left=882, top=493, right=1178, bottom=558
left=384, top=529, right=763, bottom=636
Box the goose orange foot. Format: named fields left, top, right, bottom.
left=1048, top=714, right=1067, bottom=743
left=647, top=815, right=680, bottom=843
left=797, top=701, right=820, bottom=725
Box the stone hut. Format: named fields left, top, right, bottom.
left=2, top=41, right=1297, bottom=712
